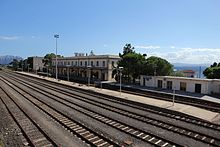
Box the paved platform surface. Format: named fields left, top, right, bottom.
left=17, top=72, right=220, bottom=123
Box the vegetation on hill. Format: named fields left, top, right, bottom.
left=203, top=62, right=220, bottom=79
left=113, top=44, right=173, bottom=83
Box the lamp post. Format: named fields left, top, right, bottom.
left=54, top=34, right=59, bottom=80
left=66, top=65, right=71, bottom=81
left=119, top=67, right=123, bottom=95
left=87, top=65, right=91, bottom=86
left=27, top=64, right=30, bottom=73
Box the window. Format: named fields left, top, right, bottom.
left=75, top=61, right=77, bottom=66
left=180, top=82, right=186, bottom=91
left=64, top=61, right=66, bottom=65
left=85, top=61, right=87, bottom=66
left=158, top=80, right=162, bottom=88
left=80, top=61, right=82, bottom=66
left=91, top=61, right=94, bottom=66
left=103, top=61, right=105, bottom=67
left=68, top=61, right=70, bottom=65
left=72, top=61, right=74, bottom=66
left=96, top=61, right=99, bottom=66
left=167, top=81, right=172, bottom=90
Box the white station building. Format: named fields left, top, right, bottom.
left=140, top=75, right=220, bottom=94
left=51, top=54, right=120, bottom=81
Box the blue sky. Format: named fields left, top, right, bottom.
left=0, top=0, right=220, bottom=64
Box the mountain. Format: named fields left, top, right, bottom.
left=0, top=55, right=23, bottom=65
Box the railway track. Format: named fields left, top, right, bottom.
left=0, top=87, right=56, bottom=147
left=6, top=72, right=220, bottom=131
left=103, top=84, right=220, bottom=113
left=0, top=73, right=180, bottom=147
left=0, top=77, right=122, bottom=147
left=1, top=71, right=220, bottom=146
left=120, top=89, right=220, bottom=112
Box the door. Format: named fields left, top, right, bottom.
left=195, top=84, right=201, bottom=93
left=101, top=73, right=105, bottom=81
left=143, top=78, right=146, bottom=86
left=157, top=80, right=162, bottom=88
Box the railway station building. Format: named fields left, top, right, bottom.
left=140, top=75, right=220, bottom=95
left=51, top=54, right=120, bottom=82
left=23, top=56, right=44, bottom=72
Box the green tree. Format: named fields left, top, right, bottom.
left=203, top=62, right=220, bottom=79
left=9, top=59, right=19, bottom=70
left=119, top=43, right=135, bottom=57
left=143, top=56, right=173, bottom=76
left=117, top=52, right=146, bottom=83
left=113, top=44, right=173, bottom=83
left=43, top=53, right=62, bottom=67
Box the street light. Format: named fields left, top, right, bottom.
left=87, top=65, right=91, bottom=86
left=66, top=65, right=71, bottom=81
left=119, top=67, right=123, bottom=95
left=54, top=34, right=59, bottom=80
left=27, top=64, right=30, bottom=73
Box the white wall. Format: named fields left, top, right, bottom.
left=140, top=75, right=220, bottom=94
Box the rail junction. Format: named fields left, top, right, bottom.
left=0, top=71, right=220, bottom=147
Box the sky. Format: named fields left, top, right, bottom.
left=0, top=0, right=220, bottom=64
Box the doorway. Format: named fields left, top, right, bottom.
left=195, top=84, right=201, bottom=93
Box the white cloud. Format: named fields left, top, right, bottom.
left=135, top=45, right=160, bottom=50
left=147, top=47, right=220, bottom=64
left=170, top=46, right=175, bottom=49
left=0, top=36, right=20, bottom=40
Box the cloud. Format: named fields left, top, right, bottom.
left=0, top=36, right=20, bottom=40
left=135, top=45, right=160, bottom=50
left=170, top=46, right=175, bottom=49
left=147, top=47, right=220, bottom=64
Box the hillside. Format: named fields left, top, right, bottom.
left=0, top=55, right=23, bottom=65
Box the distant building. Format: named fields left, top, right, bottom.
left=24, top=56, right=44, bottom=72
left=51, top=54, right=120, bottom=81
left=182, top=70, right=196, bottom=78
left=140, top=75, right=220, bottom=94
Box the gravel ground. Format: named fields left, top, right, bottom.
left=0, top=95, right=25, bottom=147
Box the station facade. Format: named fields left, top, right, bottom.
left=140, top=75, right=220, bottom=94
left=51, top=55, right=120, bottom=82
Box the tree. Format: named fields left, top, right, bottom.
left=203, top=62, right=220, bottom=79
left=113, top=44, right=173, bottom=83
left=117, top=52, right=146, bottom=83
left=43, top=53, right=62, bottom=67
left=143, top=56, right=173, bottom=76
left=9, top=59, right=19, bottom=70
left=119, top=44, right=135, bottom=57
